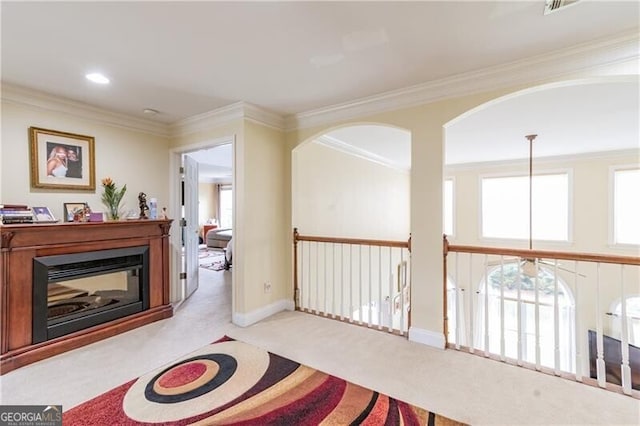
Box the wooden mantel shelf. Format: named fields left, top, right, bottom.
left=0, top=220, right=174, bottom=374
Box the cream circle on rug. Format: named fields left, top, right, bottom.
left=123, top=341, right=270, bottom=423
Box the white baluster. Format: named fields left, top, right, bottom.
left=620, top=265, right=632, bottom=395
left=469, top=253, right=474, bottom=353
left=455, top=252, right=460, bottom=350
left=400, top=248, right=406, bottom=335
left=378, top=246, right=382, bottom=329
left=534, top=258, right=541, bottom=371
left=299, top=241, right=304, bottom=310
left=349, top=245, right=354, bottom=323
left=324, top=243, right=328, bottom=316
left=517, top=260, right=523, bottom=366
left=484, top=254, right=489, bottom=357
left=340, top=244, right=344, bottom=321
left=595, top=263, right=606, bottom=388
left=314, top=242, right=320, bottom=314
left=574, top=261, right=582, bottom=382
left=368, top=246, right=372, bottom=328
left=554, top=260, right=560, bottom=375
left=307, top=242, right=311, bottom=311
left=500, top=256, right=506, bottom=362
left=332, top=244, right=336, bottom=318
left=359, top=245, right=363, bottom=324
left=388, top=247, right=393, bottom=332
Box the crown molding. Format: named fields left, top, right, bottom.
left=169, top=102, right=245, bottom=137
left=1, top=83, right=171, bottom=137
left=170, top=101, right=285, bottom=137
left=243, top=103, right=286, bottom=131
left=445, top=148, right=640, bottom=171
left=315, top=135, right=410, bottom=172
left=285, top=31, right=640, bottom=131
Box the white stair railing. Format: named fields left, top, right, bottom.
left=294, top=229, right=411, bottom=335
left=444, top=236, right=639, bottom=396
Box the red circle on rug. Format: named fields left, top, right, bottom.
left=158, top=362, right=208, bottom=388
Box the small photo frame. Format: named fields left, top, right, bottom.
left=29, top=127, right=96, bottom=191
left=32, top=206, right=57, bottom=223
left=63, top=202, right=87, bottom=222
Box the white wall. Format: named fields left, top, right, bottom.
left=293, top=141, right=410, bottom=241
left=1, top=100, right=169, bottom=222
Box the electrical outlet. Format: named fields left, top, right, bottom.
left=264, top=281, right=272, bottom=293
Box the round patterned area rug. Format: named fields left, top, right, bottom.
left=63, top=336, right=465, bottom=425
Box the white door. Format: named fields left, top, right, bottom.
left=184, top=154, right=199, bottom=299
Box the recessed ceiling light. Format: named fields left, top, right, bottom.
left=143, top=108, right=159, bottom=115
left=85, top=73, right=110, bottom=84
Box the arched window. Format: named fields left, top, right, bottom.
left=610, top=296, right=640, bottom=346
left=476, top=262, right=575, bottom=372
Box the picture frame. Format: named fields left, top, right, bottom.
left=32, top=206, right=58, bottom=223
left=29, top=127, right=96, bottom=191
left=63, top=202, right=87, bottom=222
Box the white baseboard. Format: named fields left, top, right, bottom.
left=232, top=299, right=295, bottom=327
left=408, top=326, right=446, bottom=349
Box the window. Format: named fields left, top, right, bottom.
left=481, top=173, right=569, bottom=241
left=613, top=168, right=640, bottom=245
left=219, top=185, right=233, bottom=229
left=611, top=296, right=640, bottom=346
left=476, top=263, right=575, bottom=372
left=444, top=179, right=454, bottom=237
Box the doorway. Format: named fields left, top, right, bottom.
left=169, top=136, right=235, bottom=307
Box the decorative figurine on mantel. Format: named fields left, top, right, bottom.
left=138, top=192, right=150, bottom=219
left=159, top=207, right=169, bottom=220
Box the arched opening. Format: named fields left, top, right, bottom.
left=292, top=123, right=412, bottom=333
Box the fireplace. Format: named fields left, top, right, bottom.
left=32, top=246, right=150, bottom=343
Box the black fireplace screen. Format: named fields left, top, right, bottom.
left=33, top=246, right=149, bottom=343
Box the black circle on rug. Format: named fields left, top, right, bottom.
left=144, top=354, right=237, bottom=403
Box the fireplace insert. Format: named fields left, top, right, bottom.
left=32, top=246, right=149, bottom=343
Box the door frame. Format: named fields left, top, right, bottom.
left=168, top=135, right=236, bottom=310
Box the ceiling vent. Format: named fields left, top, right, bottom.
left=544, top=0, right=581, bottom=15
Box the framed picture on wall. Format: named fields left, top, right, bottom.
left=29, top=127, right=96, bottom=191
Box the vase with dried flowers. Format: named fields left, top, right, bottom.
left=101, top=177, right=127, bottom=221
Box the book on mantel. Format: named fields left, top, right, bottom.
left=0, top=204, right=34, bottom=224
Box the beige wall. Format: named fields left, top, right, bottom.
left=1, top=100, right=169, bottom=222
left=240, top=121, right=288, bottom=313
left=293, top=141, right=410, bottom=241
left=198, top=182, right=218, bottom=229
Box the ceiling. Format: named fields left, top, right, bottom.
left=2, top=1, right=639, bottom=173
left=185, top=144, right=233, bottom=183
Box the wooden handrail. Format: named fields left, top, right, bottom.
left=294, top=231, right=410, bottom=249
left=445, top=240, right=640, bottom=266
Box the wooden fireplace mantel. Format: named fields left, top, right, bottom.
left=0, top=219, right=174, bottom=374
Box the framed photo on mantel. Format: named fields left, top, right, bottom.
left=29, top=127, right=96, bottom=191
left=32, top=206, right=58, bottom=223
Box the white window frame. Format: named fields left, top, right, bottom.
left=609, top=165, right=640, bottom=248
left=476, top=263, right=576, bottom=373
left=479, top=169, right=573, bottom=245
left=444, top=177, right=455, bottom=239
left=218, top=184, right=233, bottom=229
